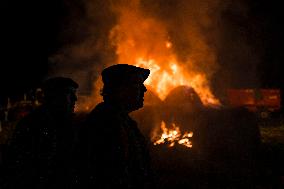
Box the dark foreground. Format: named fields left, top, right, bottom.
left=146, top=114, right=284, bottom=189
left=1, top=108, right=284, bottom=188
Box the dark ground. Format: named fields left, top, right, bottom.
left=1, top=108, right=284, bottom=188
left=132, top=106, right=284, bottom=189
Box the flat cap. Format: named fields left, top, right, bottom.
left=42, top=77, right=78, bottom=94
left=102, top=64, right=150, bottom=87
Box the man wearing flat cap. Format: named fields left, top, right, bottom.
left=83, top=64, right=155, bottom=188
left=5, top=77, right=80, bottom=188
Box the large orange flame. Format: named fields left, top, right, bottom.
left=135, top=57, right=220, bottom=105
left=110, top=1, right=220, bottom=106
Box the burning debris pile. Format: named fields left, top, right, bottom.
left=153, top=121, right=193, bottom=148
left=132, top=87, right=262, bottom=188
left=132, top=85, right=261, bottom=165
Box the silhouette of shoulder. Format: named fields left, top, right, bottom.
left=87, top=103, right=124, bottom=127
left=9, top=107, right=49, bottom=145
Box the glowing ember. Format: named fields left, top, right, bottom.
left=165, top=41, right=172, bottom=49
left=153, top=121, right=193, bottom=148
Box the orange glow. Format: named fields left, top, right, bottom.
left=165, top=41, right=172, bottom=49
left=153, top=121, right=193, bottom=148
left=109, top=1, right=220, bottom=106
left=135, top=58, right=220, bottom=105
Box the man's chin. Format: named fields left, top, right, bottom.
left=135, top=101, right=144, bottom=110
left=127, top=103, right=143, bottom=112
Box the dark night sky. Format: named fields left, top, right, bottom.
left=1, top=1, right=66, bottom=98
left=1, top=0, right=284, bottom=101
left=245, top=0, right=284, bottom=87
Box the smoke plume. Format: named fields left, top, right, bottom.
left=49, top=0, right=261, bottom=109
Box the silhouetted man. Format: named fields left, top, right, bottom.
left=83, top=64, right=154, bottom=189
left=5, top=77, right=79, bottom=189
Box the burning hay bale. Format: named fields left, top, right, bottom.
left=132, top=85, right=262, bottom=187
left=163, top=86, right=203, bottom=111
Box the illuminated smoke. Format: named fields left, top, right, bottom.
left=49, top=0, right=260, bottom=110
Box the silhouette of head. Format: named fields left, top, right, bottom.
left=101, top=64, right=150, bottom=112
left=42, top=77, right=78, bottom=114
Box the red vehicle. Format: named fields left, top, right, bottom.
left=227, top=89, right=281, bottom=118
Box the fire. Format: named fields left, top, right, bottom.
left=109, top=1, right=221, bottom=106
left=50, top=0, right=225, bottom=111
left=165, top=41, right=172, bottom=49
left=153, top=121, right=193, bottom=148
left=135, top=58, right=186, bottom=100
left=135, top=58, right=220, bottom=106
